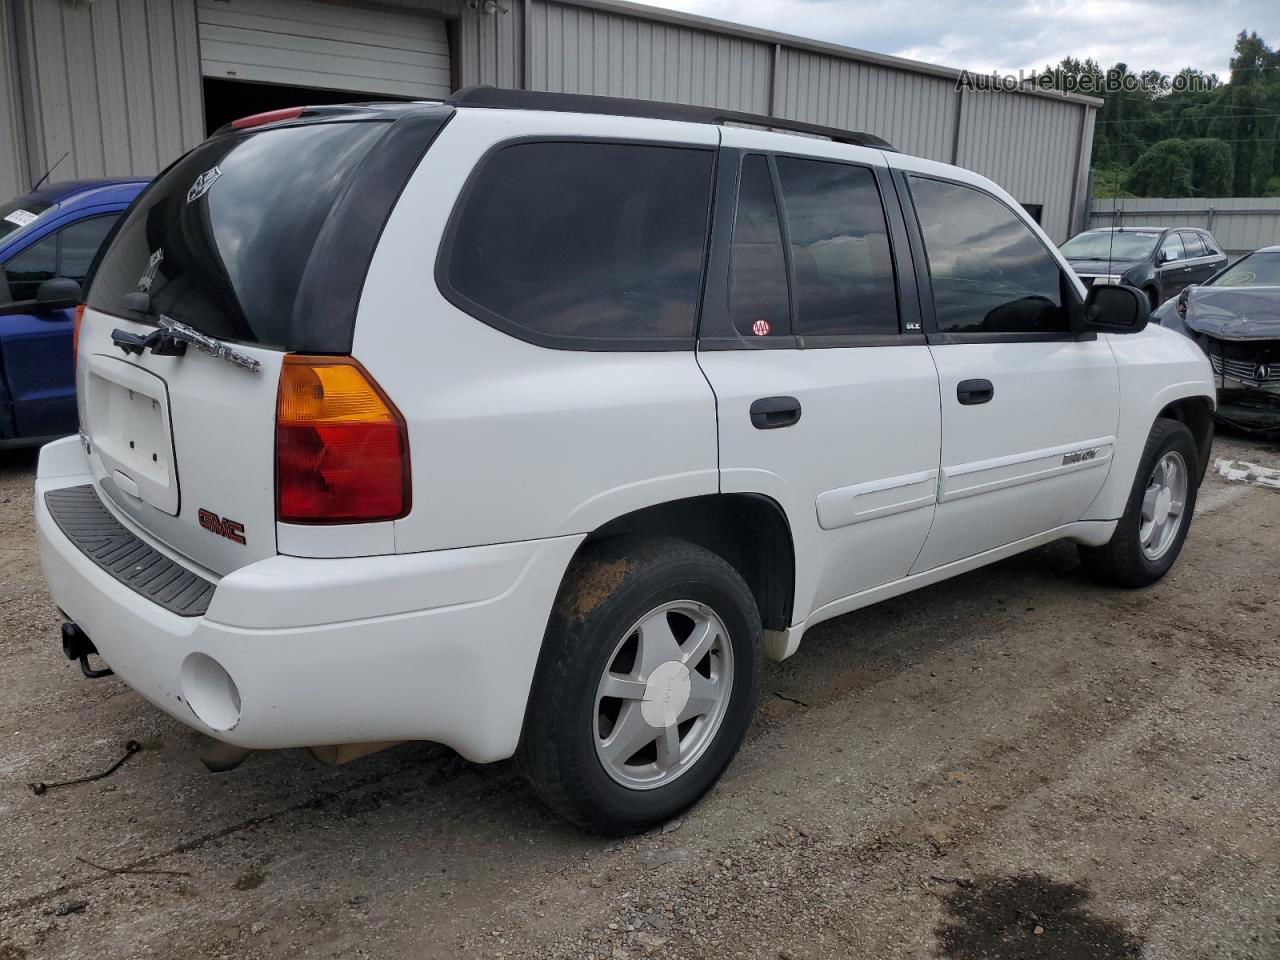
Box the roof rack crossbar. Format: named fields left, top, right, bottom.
left=446, top=86, right=896, bottom=152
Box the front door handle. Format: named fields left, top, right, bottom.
left=957, top=378, right=994, bottom=405
left=750, top=396, right=802, bottom=429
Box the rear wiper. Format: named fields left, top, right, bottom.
left=110, top=316, right=261, bottom=374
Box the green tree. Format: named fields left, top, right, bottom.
left=1126, top=139, right=1193, bottom=196
left=1185, top=138, right=1235, bottom=195
left=1071, top=32, right=1280, bottom=198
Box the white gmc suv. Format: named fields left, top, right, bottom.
left=36, top=88, right=1215, bottom=833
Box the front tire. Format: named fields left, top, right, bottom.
left=1078, top=417, right=1199, bottom=587
left=518, top=535, right=761, bottom=834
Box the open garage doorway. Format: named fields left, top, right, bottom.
left=196, top=0, right=455, bottom=136
left=202, top=78, right=405, bottom=135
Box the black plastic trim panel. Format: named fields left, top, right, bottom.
left=44, top=485, right=215, bottom=617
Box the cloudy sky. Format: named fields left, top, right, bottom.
left=644, top=0, right=1279, bottom=80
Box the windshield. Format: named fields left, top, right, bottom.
left=1209, top=251, right=1280, bottom=287
left=1060, top=231, right=1160, bottom=262
left=87, top=121, right=389, bottom=349
left=0, top=197, right=54, bottom=241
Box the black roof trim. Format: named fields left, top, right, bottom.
left=447, top=86, right=897, bottom=152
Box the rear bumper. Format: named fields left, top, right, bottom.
left=35, top=436, right=582, bottom=761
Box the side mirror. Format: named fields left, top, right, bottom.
left=1084, top=283, right=1150, bottom=334
left=33, top=277, right=82, bottom=313
left=1155, top=251, right=1168, bottom=265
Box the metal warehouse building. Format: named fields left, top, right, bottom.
left=1, top=0, right=1100, bottom=241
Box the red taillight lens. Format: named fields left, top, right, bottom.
left=275, top=356, right=410, bottom=524
left=232, top=106, right=305, bottom=129
left=72, top=304, right=85, bottom=369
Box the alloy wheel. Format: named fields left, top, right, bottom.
left=1140, top=450, right=1188, bottom=561
left=593, top=600, right=734, bottom=790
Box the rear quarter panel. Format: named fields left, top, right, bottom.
left=354, top=109, right=721, bottom=553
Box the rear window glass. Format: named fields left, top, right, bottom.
left=443, top=141, right=715, bottom=346
left=87, top=121, right=388, bottom=348
left=0, top=198, right=53, bottom=241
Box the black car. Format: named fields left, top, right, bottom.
left=1155, top=245, right=1280, bottom=436
left=1060, top=226, right=1228, bottom=311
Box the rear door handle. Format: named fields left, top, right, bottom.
left=750, top=396, right=802, bottom=429
left=957, top=379, right=994, bottom=405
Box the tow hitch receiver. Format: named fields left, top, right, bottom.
left=61, top=622, right=114, bottom=679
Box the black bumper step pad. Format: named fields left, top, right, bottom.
left=44, top=485, right=215, bottom=617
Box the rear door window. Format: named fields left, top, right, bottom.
left=909, top=176, right=1070, bottom=335
left=87, top=121, right=390, bottom=349
left=729, top=155, right=790, bottom=338
left=776, top=157, right=899, bottom=337
left=1180, top=232, right=1207, bottom=258
left=442, top=141, right=715, bottom=348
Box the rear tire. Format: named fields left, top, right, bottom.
left=1078, top=417, right=1199, bottom=587
left=518, top=535, right=761, bottom=835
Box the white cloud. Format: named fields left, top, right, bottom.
left=640, top=0, right=1276, bottom=79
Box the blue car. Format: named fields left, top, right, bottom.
left=0, top=178, right=147, bottom=447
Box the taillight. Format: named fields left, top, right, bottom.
left=275, top=356, right=410, bottom=524
left=72, top=304, right=85, bottom=369
left=232, top=106, right=305, bottom=129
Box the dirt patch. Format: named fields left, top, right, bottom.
left=936, top=874, right=1143, bottom=960
left=231, top=867, right=268, bottom=891
left=557, top=557, right=631, bottom=621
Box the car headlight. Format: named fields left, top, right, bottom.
left=1094, top=275, right=1125, bottom=285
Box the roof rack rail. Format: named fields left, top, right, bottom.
left=446, top=86, right=896, bottom=152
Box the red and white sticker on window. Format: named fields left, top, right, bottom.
left=751, top=319, right=771, bottom=337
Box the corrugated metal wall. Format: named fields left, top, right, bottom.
left=774, top=49, right=958, bottom=162
left=955, top=90, right=1086, bottom=242
left=8, top=0, right=203, bottom=184
left=0, top=3, right=28, bottom=198
left=0, top=0, right=1094, bottom=243
left=1090, top=198, right=1280, bottom=256
left=528, top=1, right=771, bottom=111
left=316, top=0, right=520, bottom=90
left=197, top=0, right=454, bottom=98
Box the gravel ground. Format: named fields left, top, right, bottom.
left=0, top=431, right=1277, bottom=960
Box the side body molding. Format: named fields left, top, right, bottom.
left=939, top=438, right=1116, bottom=503
left=816, top=469, right=938, bottom=529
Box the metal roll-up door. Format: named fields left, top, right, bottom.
left=198, top=0, right=452, bottom=99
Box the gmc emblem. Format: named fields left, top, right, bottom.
left=198, top=508, right=246, bottom=545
